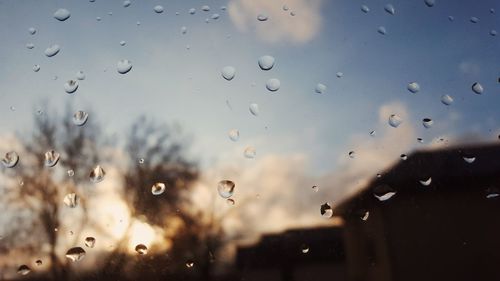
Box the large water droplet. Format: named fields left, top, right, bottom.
left=226, top=198, right=235, bottom=205
left=448, top=15, right=454, bottom=21
left=181, top=26, right=187, bottom=34
left=28, top=27, right=37, bottom=35
left=361, top=5, right=370, bottom=13
left=315, top=83, right=327, bottom=94
left=228, top=129, right=239, bottom=141
left=189, top=8, right=196, bottom=14
left=211, top=13, right=220, bottom=20
left=424, top=0, right=435, bottom=7
left=407, top=82, right=420, bottom=93
left=120, top=40, right=126, bottom=46
left=257, top=14, right=268, bottom=21
left=186, top=260, right=195, bottom=268
left=377, top=26, right=387, bottom=35
left=249, top=103, right=259, bottom=116
left=17, top=265, right=31, bottom=275
left=388, top=114, right=402, bottom=128
left=301, top=244, right=310, bottom=254
left=470, top=17, right=479, bottom=23
left=73, top=110, right=89, bottom=126
left=44, top=44, right=60, bottom=57
left=89, top=165, right=105, bottom=183
left=258, top=55, right=275, bottom=70
left=135, top=244, right=148, bottom=255
left=64, top=79, right=79, bottom=94
left=361, top=210, right=370, bottom=221
left=400, top=154, right=408, bottom=160
left=76, top=70, right=86, bottom=80
left=244, top=146, right=256, bottom=159
left=44, top=150, right=60, bottom=167
left=153, top=5, right=164, bottom=13
left=33, top=64, right=40, bottom=72
left=472, top=82, right=483, bottom=94
left=419, top=177, right=432, bottom=186
left=490, top=30, right=498, bottom=36
left=320, top=203, right=333, bottom=218
left=336, top=72, right=344, bottom=78
left=26, top=43, right=35, bottom=49
left=266, top=78, right=281, bottom=92
left=373, top=185, right=396, bottom=201
left=486, top=187, right=500, bottom=199
left=348, top=151, right=356, bottom=158
left=35, top=260, right=42, bottom=266
left=151, top=182, right=166, bottom=195
left=217, top=180, right=235, bottom=198
left=221, top=66, right=236, bottom=81
left=201, top=5, right=210, bottom=12
left=463, top=156, right=476, bottom=164
left=2, top=151, right=19, bottom=168
left=117, top=59, right=133, bottom=74
left=422, top=118, right=433, bottom=129
left=84, top=237, right=96, bottom=248
left=384, top=4, right=395, bottom=15
left=65, top=247, right=86, bottom=262
left=441, top=94, right=454, bottom=105
left=63, top=193, right=78, bottom=208
left=123, top=0, right=131, bottom=7
left=54, top=8, right=71, bottom=21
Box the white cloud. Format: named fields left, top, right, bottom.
left=228, top=0, right=323, bottom=44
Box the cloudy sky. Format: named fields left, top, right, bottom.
left=0, top=0, right=499, bottom=265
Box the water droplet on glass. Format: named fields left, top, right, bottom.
left=244, top=146, right=256, bottom=159
left=153, top=5, right=164, bottom=13
left=312, top=185, right=319, bottom=192
left=35, top=260, right=42, bottom=266
left=422, top=118, right=433, bottom=129
left=384, top=4, right=395, bottom=15
left=117, top=59, right=133, bottom=74
left=17, top=265, right=31, bottom=275
left=486, top=187, right=500, bottom=199
left=258, top=55, right=275, bottom=70
left=186, top=260, right=195, bottom=268
left=76, top=70, right=85, bottom=80
left=28, top=27, right=36, bottom=35
left=120, top=40, right=126, bottom=46
left=89, top=165, right=105, bottom=183
left=373, top=185, right=396, bottom=201
left=369, top=130, right=376, bottom=137
left=73, top=110, right=89, bottom=126
left=138, top=158, right=145, bottom=164
left=361, top=211, right=370, bottom=221
left=361, top=5, right=370, bottom=13
left=226, top=198, right=235, bottom=205
left=2, top=151, right=19, bottom=168
left=283, top=5, right=289, bottom=11
left=266, top=78, right=281, bottom=92
left=407, top=82, right=420, bottom=93
left=64, top=79, right=79, bottom=94
left=249, top=103, right=259, bottom=116
left=123, top=0, right=131, bottom=7
left=491, top=8, right=496, bottom=14
left=96, top=16, right=102, bottom=21
left=54, top=8, right=71, bottom=21
left=63, top=193, right=78, bottom=208
left=441, top=94, right=454, bottom=105
left=320, top=203, right=333, bottom=218
left=470, top=17, right=479, bottom=23
left=181, top=26, right=187, bottom=34
left=44, top=44, right=60, bottom=57
left=67, top=169, right=75, bottom=177
left=290, top=11, right=296, bottom=16
left=65, top=247, right=86, bottom=262
left=33, top=64, right=40, bottom=72
left=189, top=8, right=196, bottom=14
left=400, top=154, right=408, bottom=160
left=221, top=66, right=235, bottom=81
left=228, top=129, right=239, bottom=141
left=377, top=26, right=387, bottom=35
left=26, top=43, right=34, bottom=49
left=315, top=83, right=327, bottom=94
left=419, top=177, right=432, bottom=186
left=424, top=0, right=435, bottom=7
left=257, top=14, right=268, bottom=21
left=490, top=30, right=498, bottom=36
left=348, top=151, right=356, bottom=158
left=448, top=15, right=454, bottom=21
left=301, top=244, right=310, bottom=254
left=388, top=114, right=402, bottom=128
left=463, top=156, right=476, bottom=164
left=217, top=180, right=235, bottom=198
left=84, top=237, right=96, bottom=248
left=472, top=82, right=483, bottom=94
left=211, top=13, right=220, bottom=20
left=417, top=137, right=424, bottom=143
left=135, top=244, right=148, bottom=255
left=202, top=5, right=210, bottom=12
left=151, top=182, right=166, bottom=195
left=336, top=72, right=344, bottom=78
left=44, top=150, right=60, bottom=167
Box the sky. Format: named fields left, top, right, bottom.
left=0, top=0, right=499, bottom=275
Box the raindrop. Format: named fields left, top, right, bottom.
left=186, top=260, right=195, bottom=268
left=189, top=8, right=196, bottom=14
left=89, top=165, right=105, bottom=183
left=35, top=260, right=42, bottom=266
left=388, top=114, right=402, bottom=128
left=123, top=0, right=131, bottom=7
left=181, top=26, right=187, bottom=34
left=441, top=94, right=454, bottom=105
left=448, top=16, right=454, bottom=21
left=463, top=156, right=476, bottom=164
left=228, top=129, right=239, bottom=141
left=320, top=203, right=333, bottom=218
left=249, top=103, right=259, bottom=116
left=471, top=82, right=483, bottom=94
left=290, top=11, right=296, bottom=16
left=419, top=177, right=432, bottom=186
left=424, top=0, right=435, bottom=7
left=377, top=26, right=387, bottom=35
left=486, top=187, right=500, bottom=199
left=226, top=198, right=235, bottom=205
left=221, top=66, right=236, bottom=81
left=153, top=5, right=164, bottom=13
left=315, top=83, right=327, bottom=94
left=44, top=150, right=60, bottom=167
left=369, top=130, right=376, bottom=137
left=76, top=71, right=86, bottom=80
left=373, top=185, right=396, bottom=201
left=266, top=78, right=281, bottom=92
left=28, top=27, right=36, bottom=35
left=258, top=55, right=275, bottom=70
left=407, top=82, right=420, bottom=93
left=244, top=146, right=256, bottom=159
left=312, top=185, right=319, bottom=192
left=217, top=180, right=235, bottom=198
left=65, top=247, right=86, bottom=262
left=63, top=193, right=78, bottom=208
left=54, top=8, right=71, bottom=21
left=73, top=110, right=89, bottom=126
left=64, top=79, right=79, bottom=94
left=336, top=72, right=344, bottom=78
left=361, top=211, right=370, bottom=221
left=44, top=44, right=60, bottom=57
left=2, top=151, right=19, bottom=168
left=348, top=151, right=356, bottom=158
left=33, top=64, right=40, bottom=72
left=211, top=13, right=220, bottom=20
left=491, top=8, right=496, bottom=14
left=96, top=17, right=102, bottom=21
left=17, top=265, right=31, bottom=276
left=117, top=59, right=133, bottom=74
left=202, top=5, right=210, bottom=12
left=400, top=154, right=408, bottom=160
left=220, top=6, right=226, bottom=11
left=138, top=158, right=145, bottom=164
left=135, top=244, right=148, bottom=255
left=257, top=14, right=268, bottom=21
left=384, top=4, right=395, bottom=15
left=151, top=182, right=166, bottom=195
left=301, top=244, right=310, bottom=254
left=422, top=118, right=433, bottom=129
left=417, top=137, right=424, bottom=143
left=136, top=21, right=141, bottom=26
left=283, top=5, right=289, bottom=11
left=120, top=40, right=126, bottom=46
left=470, top=17, right=479, bottom=23
left=67, top=169, right=75, bottom=177
left=491, top=30, right=498, bottom=36
left=26, top=43, right=34, bottom=49
left=361, top=5, right=370, bottom=13
left=84, top=237, right=96, bottom=248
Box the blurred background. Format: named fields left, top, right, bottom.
left=0, top=0, right=499, bottom=280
